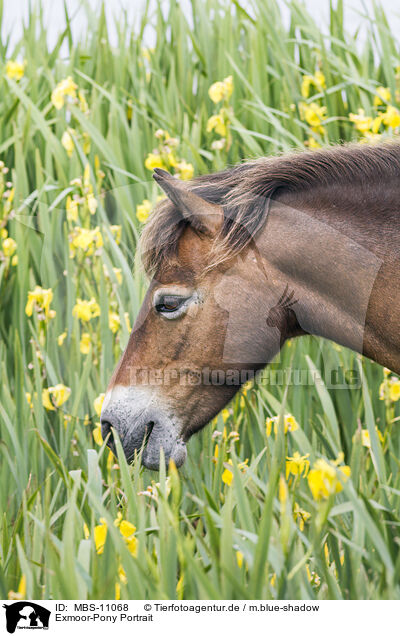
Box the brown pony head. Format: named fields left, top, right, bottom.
left=100, top=165, right=297, bottom=469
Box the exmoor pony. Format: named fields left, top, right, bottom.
left=101, top=143, right=400, bottom=469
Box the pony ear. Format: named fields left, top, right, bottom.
left=153, top=168, right=224, bottom=237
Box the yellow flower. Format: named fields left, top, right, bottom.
left=389, top=380, right=400, bottom=402
left=118, top=563, right=127, bottom=584
left=349, top=109, right=373, bottom=134
left=8, top=574, right=26, bottom=600
left=78, top=90, right=89, bottom=114
left=212, top=443, right=219, bottom=463
left=42, top=389, right=55, bottom=411
left=279, top=475, right=288, bottom=504
left=208, top=82, right=225, bottom=103
left=25, top=286, right=54, bottom=320
left=115, top=515, right=138, bottom=556
left=167, top=152, right=178, bottom=168
left=266, top=413, right=299, bottom=437
left=113, top=512, right=123, bottom=526
left=2, top=237, right=17, bottom=257
left=51, top=76, right=78, bottom=110
left=26, top=392, right=33, bottom=409
left=223, top=75, right=234, bottom=98
left=110, top=225, right=122, bottom=244
left=119, top=520, right=138, bottom=557
left=5, top=60, right=26, bottom=81
left=6, top=187, right=14, bottom=206
left=360, top=428, right=384, bottom=448
left=51, top=89, right=64, bottom=110
left=94, top=519, right=107, bottom=554
left=306, top=566, right=321, bottom=587
left=93, top=423, right=103, bottom=446
left=176, top=160, right=194, bottom=180
left=80, top=332, right=91, bottom=354
left=379, top=372, right=400, bottom=401
left=176, top=574, right=184, bottom=599
left=221, top=459, right=248, bottom=486
left=69, top=226, right=103, bottom=257
left=307, top=457, right=351, bottom=501
left=301, top=71, right=326, bottom=98
left=154, top=128, right=166, bottom=139
left=87, top=193, right=98, bottom=215
left=286, top=451, right=310, bottom=479
left=382, top=105, right=400, bottom=129
left=242, top=381, right=253, bottom=393
left=124, top=312, right=131, bottom=331
left=293, top=502, right=311, bottom=531
left=144, top=152, right=164, bottom=171
left=61, top=130, right=75, bottom=157
left=66, top=196, right=79, bottom=222
left=109, top=311, right=120, bottom=333
left=94, top=393, right=105, bottom=417
left=50, top=384, right=71, bottom=407
left=208, top=75, right=233, bottom=103
left=17, top=575, right=26, bottom=598
left=300, top=102, right=327, bottom=132
left=236, top=551, right=244, bottom=569
left=314, top=71, right=326, bottom=91
left=372, top=114, right=384, bottom=134
left=83, top=132, right=91, bottom=154
left=72, top=298, right=100, bottom=322
left=136, top=199, right=152, bottom=224
left=83, top=163, right=91, bottom=188
left=126, top=98, right=133, bottom=121
left=57, top=331, right=67, bottom=346
left=207, top=113, right=226, bottom=136
left=115, top=563, right=126, bottom=597
left=222, top=463, right=233, bottom=485
left=301, top=75, right=314, bottom=99
left=42, top=384, right=71, bottom=410
left=306, top=136, right=321, bottom=149
left=374, top=86, right=391, bottom=107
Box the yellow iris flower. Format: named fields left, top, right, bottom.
left=307, top=456, right=351, bottom=501
left=42, top=384, right=71, bottom=410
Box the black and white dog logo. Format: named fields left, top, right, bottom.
left=3, top=602, right=50, bottom=633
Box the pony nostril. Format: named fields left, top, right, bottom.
left=101, top=420, right=116, bottom=454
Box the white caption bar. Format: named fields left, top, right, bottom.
left=1, top=599, right=396, bottom=635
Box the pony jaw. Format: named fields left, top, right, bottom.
left=100, top=385, right=187, bottom=469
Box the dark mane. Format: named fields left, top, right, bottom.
left=140, top=142, right=400, bottom=275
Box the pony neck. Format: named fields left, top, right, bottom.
left=255, top=196, right=400, bottom=372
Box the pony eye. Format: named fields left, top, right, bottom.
left=155, top=295, right=187, bottom=314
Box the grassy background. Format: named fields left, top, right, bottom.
left=1, top=0, right=400, bottom=600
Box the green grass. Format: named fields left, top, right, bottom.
left=1, top=0, right=400, bottom=600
